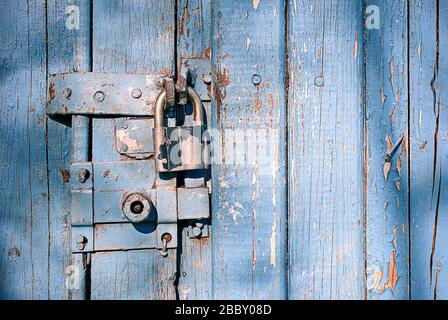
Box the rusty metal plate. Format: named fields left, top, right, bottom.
left=47, top=72, right=170, bottom=116
left=115, top=118, right=154, bottom=159
left=180, top=58, right=211, bottom=101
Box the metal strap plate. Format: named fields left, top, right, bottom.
left=47, top=72, right=170, bottom=116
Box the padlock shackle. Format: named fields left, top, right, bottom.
left=154, top=86, right=203, bottom=128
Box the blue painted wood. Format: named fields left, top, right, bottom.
left=410, top=0, right=448, bottom=300
left=89, top=0, right=177, bottom=300
left=0, top=0, right=49, bottom=299
left=211, top=0, right=287, bottom=299
left=47, top=0, right=91, bottom=299
left=287, top=0, right=365, bottom=299
left=364, top=0, right=410, bottom=300
left=176, top=0, right=212, bottom=300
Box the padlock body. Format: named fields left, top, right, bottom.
left=153, top=125, right=206, bottom=172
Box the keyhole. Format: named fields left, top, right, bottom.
left=130, top=201, right=144, bottom=215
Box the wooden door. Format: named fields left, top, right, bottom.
left=0, top=0, right=447, bottom=300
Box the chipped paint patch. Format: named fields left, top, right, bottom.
left=253, top=0, right=260, bottom=10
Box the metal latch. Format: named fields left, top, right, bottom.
left=47, top=72, right=210, bottom=257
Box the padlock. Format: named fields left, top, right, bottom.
left=153, top=86, right=206, bottom=172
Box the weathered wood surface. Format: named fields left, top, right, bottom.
left=47, top=0, right=91, bottom=300
left=410, top=0, right=448, bottom=300
left=0, top=0, right=49, bottom=299
left=287, top=0, right=365, bottom=299
left=210, top=0, right=287, bottom=299
left=364, top=0, right=410, bottom=300
left=1, top=0, right=448, bottom=300
left=176, top=0, right=213, bottom=300
left=89, top=0, right=177, bottom=300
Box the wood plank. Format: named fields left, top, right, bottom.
left=47, top=0, right=91, bottom=300
left=176, top=0, right=212, bottom=300
left=210, top=0, right=287, bottom=299
left=287, top=0, right=365, bottom=299
left=364, top=0, right=410, bottom=300
left=90, top=0, right=177, bottom=300
left=0, top=0, right=49, bottom=299
left=410, top=0, right=448, bottom=300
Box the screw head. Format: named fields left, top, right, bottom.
left=131, top=88, right=142, bottom=99
left=121, top=144, right=129, bottom=152
left=192, top=226, right=202, bottom=238
left=93, top=91, right=105, bottom=102
left=76, top=235, right=87, bottom=244
left=77, top=168, right=90, bottom=183
left=202, top=72, right=212, bottom=85
left=63, top=88, right=72, bottom=99
left=76, top=235, right=87, bottom=250
left=314, top=76, right=325, bottom=87
left=121, top=122, right=129, bottom=129
left=252, top=74, right=262, bottom=86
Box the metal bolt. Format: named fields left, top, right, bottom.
left=202, top=72, right=212, bottom=85
left=93, top=90, right=105, bottom=102
left=63, top=88, right=72, bottom=99
left=77, top=168, right=90, bottom=183
left=314, top=76, right=325, bottom=87
left=76, top=235, right=87, bottom=250
left=192, top=226, right=202, bottom=238
left=252, top=74, right=262, bottom=86
left=131, top=88, right=142, bottom=99
left=161, top=233, right=172, bottom=257
left=122, top=122, right=129, bottom=129
left=121, top=144, right=129, bottom=152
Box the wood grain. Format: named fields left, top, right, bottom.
left=364, top=0, right=410, bottom=300
left=0, top=0, right=49, bottom=299
left=410, top=0, right=448, bottom=300
left=287, top=0, right=365, bottom=299
left=211, top=0, right=287, bottom=299
left=47, top=0, right=91, bottom=300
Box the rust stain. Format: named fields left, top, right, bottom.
left=395, top=88, right=401, bottom=103
left=387, top=251, right=398, bottom=290
left=354, top=32, right=359, bottom=59
left=395, top=180, right=401, bottom=191
left=48, top=82, right=56, bottom=103
left=254, top=99, right=262, bottom=112
left=201, top=47, right=211, bottom=59
left=419, top=141, right=427, bottom=150
left=253, top=0, right=260, bottom=10
left=179, top=17, right=185, bottom=36
left=103, top=169, right=110, bottom=178
left=396, top=153, right=402, bottom=176
left=383, top=162, right=390, bottom=181
left=59, top=167, right=70, bottom=183
left=378, top=282, right=388, bottom=294
left=184, top=1, right=190, bottom=23
left=391, top=105, right=396, bottom=127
